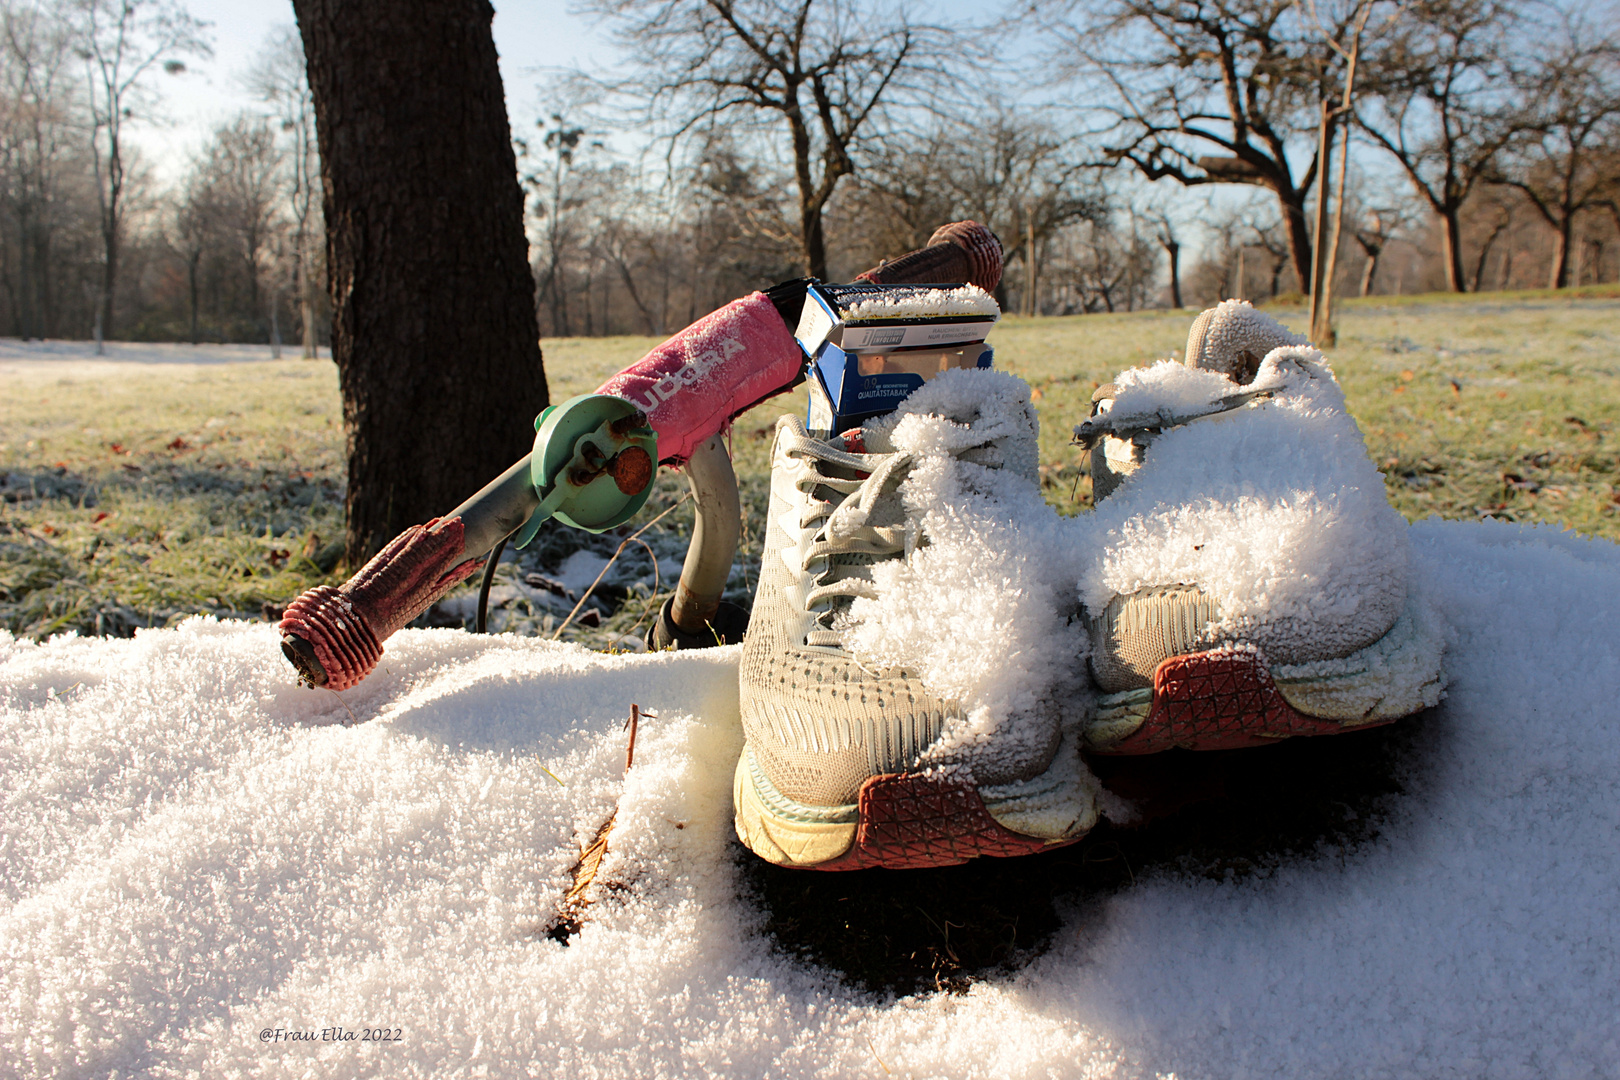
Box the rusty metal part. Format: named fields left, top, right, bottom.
left=609, top=446, right=653, bottom=495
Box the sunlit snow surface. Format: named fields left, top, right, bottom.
left=2, top=518, right=1618, bottom=1079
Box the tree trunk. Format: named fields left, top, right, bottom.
left=800, top=198, right=828, bottom=281
left=1162, top=238, right=1182, bottom=308
left=1549, top=218, right=1572, bottom=289
left=17, top=211, right=35, bottom=340
left=299, top=256, right=318, bottom=358
left=786, top=107, right=830, bottom=280
left=1470, top=217, right=1508, bottom=293
left=188, top=253, right=200, bottom=343
left=1308, top=103, right=1334, bottom=340
left=1281, top=193, right=1313, bottom=295
left=293, top=0, right=547, bottom=565
left=270, top=291, right=283, bottom=358
left=1441, top=210, right=1467, bottom=293
left=1360, top=245, right=1380, bottom=296
left=97, top=248, right=114, bottom=353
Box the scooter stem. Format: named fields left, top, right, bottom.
left=438, top=454, right=540, bottom=558
left=636, top=434, right=746, bottom=648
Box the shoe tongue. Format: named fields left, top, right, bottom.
left=1185, top=299, right=1309, bottom=383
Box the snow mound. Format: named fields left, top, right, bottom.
left=2, top=518, right=1619, bottom=1078
left=1081, top=348, right=1410, bottom=663
left=1103, top=357, right=1245, bottom=423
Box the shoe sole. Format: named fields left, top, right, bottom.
left=733, top=741, right=1093, bottom=870
left=1084, top=603, right=1445, bottom=754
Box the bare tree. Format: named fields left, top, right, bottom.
left=1351, top=203, right=1412, bottom=294
left=838, top=133, right=957, bottom=271
left=938, top=110, right=1102, bottom=313
left=854, top=107, right=1103, bottom=307
left=1462, top=185, right=1517, bottom=290
left=1149, top=209, right=1183, bottom=308
left=1486, top=27, right=1620, bottom=289
left=207, top=116, right=281, bottom=326
left=1066, top=209, right=1158, bottom=312
left=1043, top=0, right=1340, bottom=292
left=1355, top=0, right=1524, bottom=292
left=245, top=26, right=322, bottom=357
left=584, top=0, right=950, bottom=279
left=517, top=112, right=604, bottom=337
left=72, top=0, right=209, bottom=349
left=1299, top=0, right=1388, bottom=343
left=170, top=158, right=218, bottom=342
left=1182, top=201, right=1259, bottom=304
left=0, top=1, right=86, bottom=339
left=1245, top=212, right=1297, bottom=296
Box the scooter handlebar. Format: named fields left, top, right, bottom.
left=278, top=221, right=1007, bottom=686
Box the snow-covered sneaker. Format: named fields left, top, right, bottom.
left=735, top=370, right=1099, bottom=869
left=1073, top=303, right=1445, bottom=754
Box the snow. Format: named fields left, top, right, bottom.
left=553, top=549, right=628, bottom=595
left=4, top=530, right=1620, bottom=1075
left=842, top=284, right=1001, bottom=322
left=1080, top=349, right=1411, bottom=664
left=848, top=370, right=1092, bottom=777
left=1101, top=358, right=1248, bottom=425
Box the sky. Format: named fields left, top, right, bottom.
left=133, top=0, right=625, bottom=181
left=128, top=0, right=1267, bottom=252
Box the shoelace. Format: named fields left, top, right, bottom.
left=776, top=425, right=915, bottom=648
left=1071, top=354, right=1327, bottom=451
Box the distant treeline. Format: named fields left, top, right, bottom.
left=0, top=0, right=1615, bottom=347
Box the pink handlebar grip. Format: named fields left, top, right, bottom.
left=593, top=292, right=804, bottom=465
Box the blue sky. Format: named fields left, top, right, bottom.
left=129, top=0, right=1283, bottom=249
left=134, top=0, right=622, bottom=180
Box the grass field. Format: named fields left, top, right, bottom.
left=3, top=291, right=1617, bottom=644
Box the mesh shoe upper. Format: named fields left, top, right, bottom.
left=739, top=374, right=1064, bottom=809
left=739, top=416, right=959, bottom=806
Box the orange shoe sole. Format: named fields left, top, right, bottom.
left=1091, top=648, right=1397, bottom=755
left=809, top=771, right=1077, bottom=871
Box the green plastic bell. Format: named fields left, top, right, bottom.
left=512, top=394, right=658, bottom=549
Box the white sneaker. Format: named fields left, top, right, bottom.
left=1073, top=302, right=1446, bottom=754
left=734, top=369, right=1099, bottom=868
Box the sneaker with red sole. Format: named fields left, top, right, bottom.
left=1073, top=301, right=1446, bottom=755
left=734, top=372, right=1098, bottom=869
